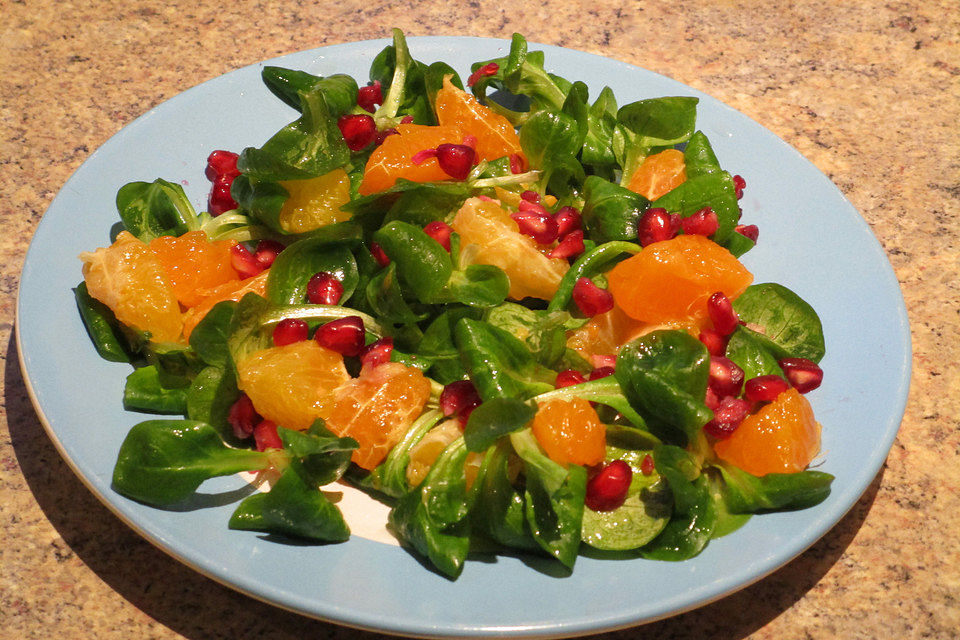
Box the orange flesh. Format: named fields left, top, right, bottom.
left=531, top=398, right=606, bottom=467
left=435, top=76, right=526, bottom=164
left=149, top=230, right=240, bottom=308
left=627, top=149, right=687, bottom=200
left=358, top=124, right=463, bottom=195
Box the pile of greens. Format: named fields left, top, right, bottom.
left=76, top=30, right=831, bottom=579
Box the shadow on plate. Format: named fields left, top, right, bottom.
left=6, top=330, right=881, bottom=639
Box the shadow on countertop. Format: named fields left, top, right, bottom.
left=5, top=330, right=881, bottom=640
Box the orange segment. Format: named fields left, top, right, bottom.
left=181, top=271, right=269, bottom=340
left=358, top=124, right=462, bottom=195
left=235, top=339, right=350, bottom=431
left=566, top=305, right=651, bottom=360
left=435, top=76, right=526, bottom=164
left=627, top=149, right=687, bottom=200
left=714, top=388, right=821, bottom=476
left=607, top=234, right=752, bottom=325
left=451, top=197, right=568, bottom=301
left=80, top=231, right=183, bottom=343
left=531, top=398, right=606, bottom=467
left=278, top=168, right=352, bottom=233
left=323, top=362, right=432, bottom=470
left=149, top=231, right=240, bottom=308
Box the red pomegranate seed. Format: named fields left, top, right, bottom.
left=705, top=386, right=720, bottom=410
left=254, top=239, right=284, bottom=269
left=359, top=336, right=394, bottom=370
left=703, top=396, right=753, bottom=439
left=370, top=242, right=391, bottom=268
left=589, top=365, right=616, bottom=381
left=205, top=150, right=239, bottom=181
left=708, top=291, right=740, bottom=335
left=254, top=419, right=283, bottom=451
left=306, top=271, right=344, bottom=305
left=698, top=328, right=729, bottom=357
left=227, top=393, right=260, bottom=439
left=337, top=114, right=377, bottom=151
left=637, top=207, right=679, bottom=246
left=555, top=369, right=587, bottom=388
left=314, top=316, right=365, bottom=357
left=778, top=358, right=824, bottom=393
left=209, top=174, right=238, bottom=216
left=572, top=277, right=614, bottom=317
left=230, top=243, right=264, bottom=278
left=400, top=115, right=414, bottom=124
left=733, top=174, right=746, bottom=199
left=709, top=356, right=745, bottom=397
left=509, top=154, right=525, bottom=174
left=681, top=207, right=719, bottom=237
left=520, top=190, right=540, bottom=203
left=411, top=148, right=438, bottom=164
left=375, top=127, right=398, bottom=146
left=511, top=209, right=559, bottom=244
left=640, top=454, right=655, bottom=476
left=744, top=374, right=790, bottom=402
left=435, top=143, right=477, bottom=180
left=554, top=206, right=582, bottom=237
left=467, top=62, right=499, bottom=86
left=439, top=380, right=482, bottom=423
left=735, top=224, right=759, bottom=242
left=585, top=460, right=632, bottom=511
left=272, top=318, right=309, bottom=346
left=356, top=81, right=383, bottom=113
left=548, top=229, right=585, bottom=260
left=423, top=220, right=453, bottom=251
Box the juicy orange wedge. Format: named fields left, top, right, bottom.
left=627, top=149, right=687, bottom=200
left=149, top=230, right=240, bottom=308
left=181, top=271, right=269, bottom=340
left=531, top=398, right=606, bottom=467
left=435, top=76, right=526, bottom=164
left=278, top=169, right=352, bottom=233
left=358, top=124, right=462, bottom=195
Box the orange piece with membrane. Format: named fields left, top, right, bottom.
left=235, top=339, right=350, bottom=431
left=435, top=76, right=526, bottom=165
left=181, top=271, right=269, bottom=340
left=566, top=305, right=651, bottom=360
left=451, top=197, right=568, bottom=301
left=323, top=362, right=432, bottom=470
left=149, top=230, right=240, bottom=308
left=358, top=124, right=463, bottom=195
left=607, top=234, right=752, bottom=326
left=80, top=231, right=183, bottom=343
left=714, top=388, right=821, bottom=476
left=531, top=398, right=606, bottom=467
left=277, top=168, right=352, bottom=233
left=627, top=149, right=687, bottom=200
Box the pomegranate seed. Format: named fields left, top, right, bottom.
left=227, top=393, right=260, bottom=439
left=511, top=209, right=559, bottom=244
left=735, top=224, right=759, bottom=242
left=359, top=336, right=394, bottom=370
left=467, top=62, right=499, bottom=86
left=411, top=148, right=438, bottom=164
left=637, top=207, right=679, bottom=246
left=306, top=271, right=344, bottom=305
left=314, top=316, right=365, bottom=357
left=548, top=229, right=585, bottom=260
left=703, top=396, right=753, bottom=439
left=461, top=134, right=478, bottom=149
left=337, top=114, right=377, bottom=151
left=681, top=207, right=719, bottom=237
left=733, top=174, right=746, bottom=199
left=709, top=356, right=745, bottom=397
left=254, top=239, right=284, bottom=269
left=272, top=318, right=309, bottom=346
left=370, top=242, right=391, bottom=267
left=205, top=150, right=239, bottom=181
left=423, top=220, right=453, bottom=251
left=509, top=154, right=525, bottom=174
left=435, top=143, right=477, bottom=180
left=705, top=386, right=720, bottom=410
left=375, top=128, right=398, bottom=146
left=356, top=81, right=383, bottom=113
left=778, top=358, right=824, bottom=393
left=439, top=380, right=482, bottom=423
left=640, top=454, right=655, bottom=476
left=554, top=206, right=582, bottom=237
left=230, top=243, right=264, bottom=278
left=708, top=292, right=740, bottom=335
left=520, top=190, right=540, bottom=203
left=589, top=366, right=616, bottom=381
left=585, top=460, right=632, bottom=511
left=254, top=419, right=283, bottom=451
left=744, top=374, right=790, bottom=402
left=572, top=277, right=614, bottom=317
left=555, top=369, right=586, bottom=388
left=209, top=174, right=238, bottom=216
left=400, top=115, right=415, bottom=124
left=698, top=328, right=729, bottom=357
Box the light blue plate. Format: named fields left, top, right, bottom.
left=17, top=37, right=911, bottom=637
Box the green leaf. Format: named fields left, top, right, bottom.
left=116, top=179, right=200, bottom=241
left=265, top=238, right=359, bottom=306
left=373, top=220, right=453, bottom=301
left=186, top=365, right=238, bottom=438
left=547, top=239, right=640, bottom=312
left=580, top=175, right=649, bottom=244
left=123, top=365, right=188, bottom=414
left=188, top=300, right=236, bottom=368
left=716, top=463, right=834, bottom=513
left=733, top=283, right=826, bottom=362
left=463, top=397, right=536, bottom=452
left=473, top=442, right=538, bottom=550
left=454, top=318, right=555, bottom=401
left=74, top=282, right=132, bottom=363
left=653, top=171, right=740, bottom=245
left=725, top=326, right=785, bottom=381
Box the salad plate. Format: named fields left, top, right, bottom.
left=16, top=36, right=910, bottom=637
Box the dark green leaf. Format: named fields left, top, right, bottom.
left=733, top=283, right=826, bottom=362
left=123, top=365, right=188, bottom=414
left=463, top=397, right=535, bottom=452
left=266, top=238, right=359, bottom=306
left=716, top=463, right=834, bottom=513
left=74, top=282, right=132, bottom=363
left=116, top=179, right=199, bottom=241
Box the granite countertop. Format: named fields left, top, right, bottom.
left=2, top=1, right=958, bottom=638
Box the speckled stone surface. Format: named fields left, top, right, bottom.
left=2, top=1, right=958, bottom=638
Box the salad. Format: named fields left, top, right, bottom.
left=75, top=30, right=832, bottom=579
